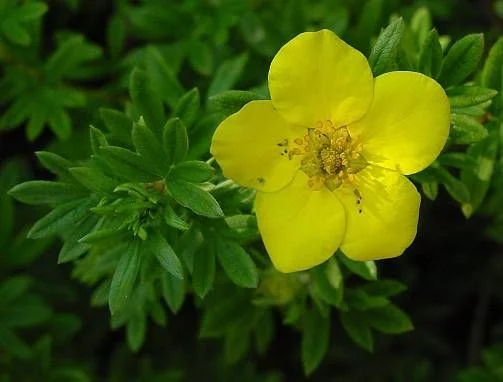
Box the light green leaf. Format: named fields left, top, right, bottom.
left=35, top=151, right=73, bottom=180
left=169, top=161, right=214, bottom=183
left=9, top=180, right=86, bottom=205
left=481, top=36, right=503, bottom=91
left=163, top=203, right=189, bottom=231
left=100, top=146, right=156, bottom=182
left=447, top=86, right=498, bottom=108
left=338, top=253, right=377, bottom=280
left=418, top=29, right=443, bottom=78
left=208, top=90, right=264, bottom=117
left=89, top=126, right=108, bottom=155
left=70, top=167, right=117, bottom=193
left=451, top=113, right=488, bottom=144
left=146, top=232, right=183, bottom=279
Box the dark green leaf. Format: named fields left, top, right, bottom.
left=173, top=88, right=200, bottom=128
left=340, top=310, right=373, bottom=352
left=359, top=280, right=407, bottom=297
left=89, top=126, right=108, bottom=155
left=439, top=34, right=484, bottom=87
left=366, top=304, right=413, bottom=334
left=35, top=151, right=73, bottom=180
left=192, top=245, right=215, bottom=298
left=129, top=67, right=165, bottom=135
left=127, top=311, right=146, bottom=352
left=109, top=240, right=141, bottom=315
left=302, top=309, right=330, bottom=375
left=169, top=161, right=214, bottom=183
left=161, top=272, right=186, bottom=313
left=28, top=198, right=95, bottom=239
left=57, top=215, right=97, bottom=263
left=338, top=253, right=377, bottom=280
left=208, top=53, right=249, bottom=98
left=146, top=232, right=183, bottom=279
left=214, top=237, right=258, bottom=288
left=481, top=37, right=503, bottom=91
left=164, top=203, right=189, bottom=231
left=0, top=276, right=32, bottom=305
left=451, top=114, right=488, bottom=144
left=447, top=86, right=498, bottom=108
left=208, top=90, right=264, bottom=117
left=100, top=146, right=156, bottom=182
left=188, top=40, right=214, bottom=76
left=132, top=121, right=169, bottom=176
left=167, top=179, right=223, bottom=218
left=163, top=118, right=189, bottom=165
left=100, top=108, right=133, bottom=145
left=70, top=167, right=117, bottom=193
left=433, top=165, right=471, bottom=204
left=0, top=327, right=31, bottom=359
left=418, top=29, right=443, bottom=77
left=9, top=180, right=86, bottom=205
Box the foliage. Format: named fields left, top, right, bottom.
left=2, top=0, right=503, bottom=380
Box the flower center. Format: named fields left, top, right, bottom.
left=291, top=120, right=367, bottom=191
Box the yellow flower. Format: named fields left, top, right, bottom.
left=211, top=30, right=450, bottom=273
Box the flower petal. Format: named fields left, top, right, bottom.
left=268, top=29, right=374, bottom=128
left=335, top=165, right=420, bottom=261
left=349, top=71, right=450, bottom=175
left=210, top=100, right=302, bottom=192
left=255, top=172, right=345, bottom=273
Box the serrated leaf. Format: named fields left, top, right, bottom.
left=340, top=310, right=373, bottom=352
left=132, top=121, right=168, bottom=176
left=208, top=90, right=264, bottom=117
left=8, top=180, right=86, bottom=205
left=109, top=240, right=141, bottom=315
left=163, top=117, right=188, bottom=165
left=28, top=198, right=95, bottom=239
left=214, top=237, right=258, bottom=288
left=368, top=18, right=405, bottom=76
left=208, top=53, right=248, bottom=98
left=129, top=67, right=164, bottom=135
left=161, top=272, right=186, bottom=313
left=167, top=179, right=223, bottom=218
left=301, top=309, right=330, bottom=375
left=192, top=244, right=216, bottom=298
left=439, top=34, right=484, bottom=87
left=169, top=161, right=214, bottom=183
left=146, top=232, right=183, bottom=279
left=418, top=29, right=443, bottom=77
left=173, top=88, right=200, bottom=128
left=99, top=146, right=156, bottom=182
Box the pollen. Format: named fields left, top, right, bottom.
left=293, top=120, right=368, bottom=191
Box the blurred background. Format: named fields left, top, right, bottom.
left=1, top=0, right=503, bottom=381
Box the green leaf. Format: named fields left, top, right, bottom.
left=132, top=120, right=169, bottom=176
left=109, top=240, right=141, bottom=315
left=169, top=161, right=214, bottom=183
left=161, top=272, right=186, bottom=313
left=69, top=167, right=118, bottom=193
left=359, top=279, right=407, bottom=297
left=208, top=90, right=264, bottom=117
left=461, top=132, right=498, bottom=217
left=58, top=215, right=97, bottom=263
left=8, top=180, right=86, bottom=205
left=163, top=118, right=189, bottom=165
left=345, top=289, right=390, bottom=310
left=107, top=14, right=126, bottom=59
left=48, top=108, right=72, bottom=140
left=17, top=2, right=48, bottom=21
left=28, top=198, right=95, bottom=239
left=451, top=114, right=488, bottom=144
left=127, top=311, right=146, bottom=352
left=422, top=181, right=438, bottom=200
left=433, top=165, right=470, bottom=204
left=1, top=19, right=30, bottom=45
left=447, top=86, right=498, bottom=108
left=163, top=203, right=189, bottom=231
left=410, top=7, right=432, bottom=46
left=312, top=264, right=343, bottom=307
left=301, top=309, right=330, bottom=375
left=439, top=34, right=484, bottom=87
left=146, top=232, right=183, bottom=280
left=35, top=151, right=73, bottom=180
left=129, top=67, right=165, bottom=135
left=100, top=108, right=133, bottom=145
left=0, top=276, right=32, bottom=305
left=167, top=179, right=223, bottom=218
left=481, top=37, right=503, bottom=91
left=214, top=237, right=258, bottom=288
left=338, top=253, right=377, bottom=280
left=4, top=296, right=52, bottom=328
left=208, top=53, right=249, bottom=98
left=100, top=146, right=155, bottom=182
left=366, top=304, right=413, bottom=334
left=418, top=29, right=443, bottom=78
left=173, top=88, right=200, bottom=128
left=438, top=153, right=476, bottom=170
left=89, top=126, right=108, bottom=155
left=0, top=327, right=31, bottom=359
left=340, top=310, right=373, bottom=352
left=368, top=18, right=405, bottom=76
left=188, top=39, right=214, bottom=76
left=192, top=244, right=216, bottom=298
left=354, top=0, right=384, bottom=53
